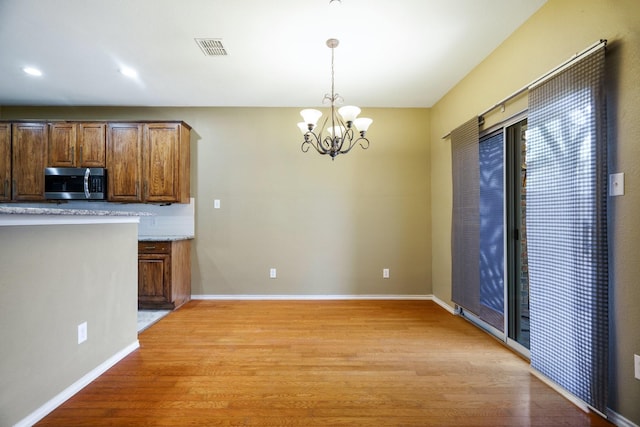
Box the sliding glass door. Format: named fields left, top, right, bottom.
left=452, top=42, right=607, bottom=411
left=478, top=118, right=530, bottom=353
left=454, top=116, right=531, bottom=354
left=505, top=119, right=530, bottom=351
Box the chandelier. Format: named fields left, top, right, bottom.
left=298, top=38, right=373, bottom=160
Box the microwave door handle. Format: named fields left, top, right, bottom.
left=84, top=168, right=90, bottom=199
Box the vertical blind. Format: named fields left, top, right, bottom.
left=451, top=117, right=480, bottom=314
left=527, top=46, right=608, bottom=412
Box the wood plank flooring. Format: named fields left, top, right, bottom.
left=37, top=300, right=613, bottom=426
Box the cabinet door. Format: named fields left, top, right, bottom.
left=12, top=123, right=47, bottom=201
left=138, top=254, right=172, bottom=309
left=144, top=123, right=181, bottom=202
left=107, top=123, right=142, bottom=202
left=48, top=122, right=77, bottom=167
left=0, top=123, right=10, bottom=201
left=78, top=123, right=106, bottom=167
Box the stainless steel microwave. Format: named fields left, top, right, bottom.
left=44, top=167, right=107, bottom=200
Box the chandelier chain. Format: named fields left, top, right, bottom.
left=331, top=42, right=335, bottom=103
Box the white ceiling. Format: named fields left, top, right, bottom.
left=0, top=0, right=546, bottom=108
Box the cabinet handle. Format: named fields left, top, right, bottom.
left=136, top=181, right=139, bottom=196
left=79, top=146, right=83, bottom=165
left=12, top=180, right=16, bottom=198
left=4, top=180, right=8, bottom=198
left=70, top=146, right=74, bottom=165
left=144, top=246, right=157, bottom=250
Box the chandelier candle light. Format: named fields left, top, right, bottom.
left=298, top=38, right=373, bottom=160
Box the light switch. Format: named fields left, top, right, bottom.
left=609, top=173, right=624, bottom=196
left=214, top=199, right=221, bottom=209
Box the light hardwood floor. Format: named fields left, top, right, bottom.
left=37, top=300, right=613, bottom=426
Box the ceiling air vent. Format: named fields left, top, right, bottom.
left=195, top=38, right=228, bottom=56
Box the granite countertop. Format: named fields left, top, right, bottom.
left=138, top=235, right=194, bottom=241
left=0, top=206, right=152, bottom=216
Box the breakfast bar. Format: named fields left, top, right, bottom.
left=0, top=206, right=143, bottom=426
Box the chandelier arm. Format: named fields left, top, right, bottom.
left=317, top=116, right=332, bottom=152
left=334, top=119, right=357, bottom=154
left=303, top=132, right=330, bottom=155
left=303, top=141, right=332, bottom=156
left=358, top=137, right=370, bottom=150
left=301, top=140, right=311, bottom=153
left=322, top=135, right=333, bottom=153
left=337, top=135, right=370, bottom=155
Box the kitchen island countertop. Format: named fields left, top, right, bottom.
left=138, top=235, right=194, bottom=241
left=0, top=206, right=152, bottom=216
left=0, top=205, right=150, bottom=226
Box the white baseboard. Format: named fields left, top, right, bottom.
left=430, top=295, right=456, bottom=314
left=530, top=369, right=639, bottom=426
left=191, top=295, right=458, bottom=315
left=15, top=340, right=140, bottom=427
left=192, top=294, right=434, bottom=301
left=530, top=368, right=592, bottom=413
left=607, top=410, right=639, bottom=427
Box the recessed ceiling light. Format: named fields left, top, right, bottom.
left=119, top=66, right=138, bottom=78
left=23, top=67, right=43, bottom=76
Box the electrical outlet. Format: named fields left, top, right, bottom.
left=383, top=268, right=390, bottom=279
left=635, top=354, right=640, bottom=380
left=78, top=322, right=87, bottom=344
left=270, top=268, right=277, bottom=279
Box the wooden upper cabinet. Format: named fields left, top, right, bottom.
left=107, top=123, right=143, bottom=202
left=3, top=120, right=189, bottom=203
left=48, top=122, right=77, bottom=167
left=48, top=122, right=106, bottom=168
left=0, top=123, right=11, bottom=201
left=78, top=123, right=106, bottom=167
left=144, top=122, right=190, bottom=203
left=12, top=123, right=47, bottom=201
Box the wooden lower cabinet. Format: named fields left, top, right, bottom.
left=138, top=240, right=191, bottom=310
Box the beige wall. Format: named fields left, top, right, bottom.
left=0, top=222, right=138, bottom=426
left=0, top=106, right=432, bottom=297
left=430, top=0, right=640, bottom=423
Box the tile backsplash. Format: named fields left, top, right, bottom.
left=135, top=199, right=195, bottom=237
